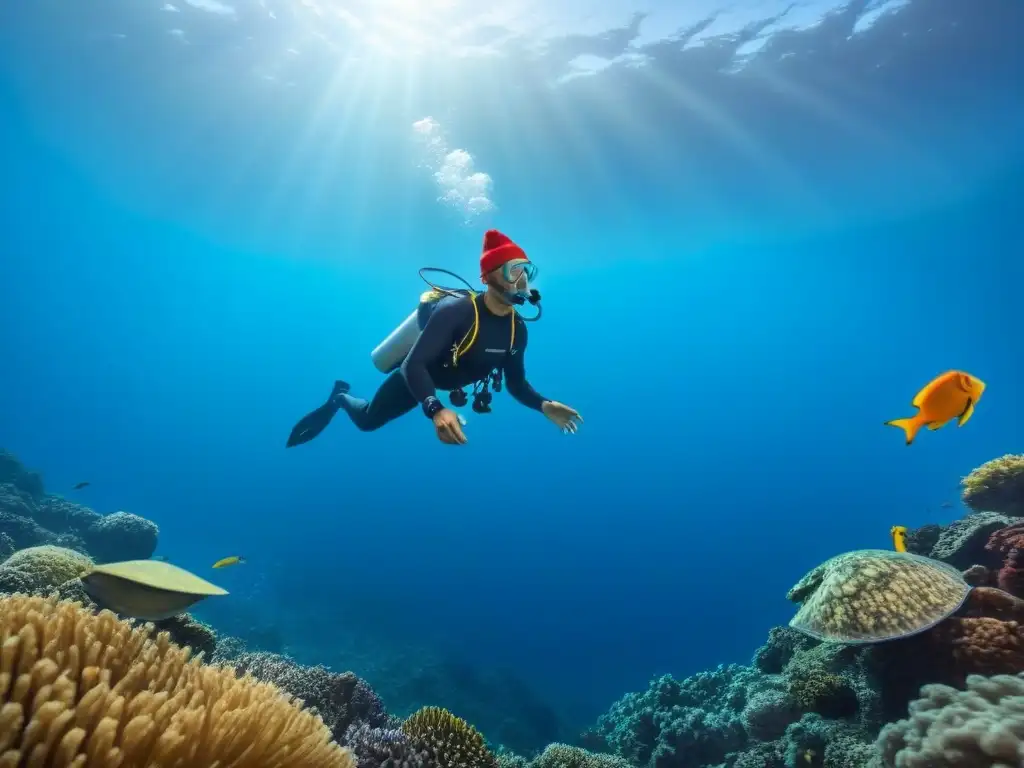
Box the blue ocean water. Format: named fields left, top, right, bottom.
left=0, top=0, right=1022, bottom=748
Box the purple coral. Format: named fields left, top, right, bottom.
left=344, top=722, right=427, bottom=768
left=226, top=651, right=389, bottom=742
left=84, top=511, right=158, bottom=562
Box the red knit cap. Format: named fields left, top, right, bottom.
left=479, top=229, right=527, bottom=276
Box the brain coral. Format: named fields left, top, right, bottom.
left=876, top=673, right=1024, bottom=766
left=961, top=454, right=1024, bottom=516
left=0, top=544, right=93, bottom=593
left=0, top=593, right=354, bottom=767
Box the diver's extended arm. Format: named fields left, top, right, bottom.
left=504, top=324, right=546, bottom=411
left=401, top=298, right=473, bottom=405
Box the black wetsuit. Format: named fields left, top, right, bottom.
left=339, top=293, right=547, bottom=431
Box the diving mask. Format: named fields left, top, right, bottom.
left=501, top=260, right=538, bottom=303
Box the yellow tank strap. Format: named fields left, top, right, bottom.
left=453, top=292, right=517, bottom=367
left=453, top=291, right=479, bottom=366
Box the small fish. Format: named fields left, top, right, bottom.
left=803, top=749, right=816, bottom=764
left=73, top=481, right=90, bottom=490
left=940, top=501, right=953, bottom=509
left=884, top=370, right=986, bottom=446
left=212, top=556, right=245, bottom=569
left=891, top=525, right=908, bottom=553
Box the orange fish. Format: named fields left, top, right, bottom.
left=885, top=370, right=985, bottom=446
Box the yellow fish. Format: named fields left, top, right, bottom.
left=891, top=525, right=907, bottom=553
left=884, top=370, right=985, bottom=446
left=212, top=556, right=245, bottom=569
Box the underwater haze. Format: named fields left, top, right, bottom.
left=1, top=0, right=1023, bottom=741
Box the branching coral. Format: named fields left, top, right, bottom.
left=402, top=706, right=499, bottom=768
left=0, top=593, right=354, bottom=767
left=345, top=722, right=428, bottom=768
left=227, top=651, right=389, bottom=742
left=962, top=454, right=1024, bottom=516
left=876, top=673, right=1024, bottom=766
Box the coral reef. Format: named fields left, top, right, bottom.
left=0, top=449, right=160, bottom=562
left=5, top=445, right=1024, bottom=768
left=0, top=593, right=354, bottom=767
left=875, top=673, right=1024, bottom=766
left=225, top=650, right=391, bottom=742
left=961, top=454, right=1024, bottom=516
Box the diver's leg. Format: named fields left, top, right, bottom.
left=338, top=371, right=418, bottom=432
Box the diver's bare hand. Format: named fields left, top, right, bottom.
left=541, top=401, right=583, bottom=435
left=433, top=408, right=468, bottom=445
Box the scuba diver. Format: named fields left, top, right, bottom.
left=286, top=229, right=582, bottom=447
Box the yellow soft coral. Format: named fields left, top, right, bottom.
left=961, top=455, right=1024, bottom=516
left=0, top=544, right=93, bottom=591
left=402, top=706, right=498, bottom=768
left=0, top=593, right=355, bottom=767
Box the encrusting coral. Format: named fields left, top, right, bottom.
left=0, top=593, right=354, bottom=767
left=961, top=454, right=1024, bottom=516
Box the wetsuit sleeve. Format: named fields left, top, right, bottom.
left=504, top=322, right=547, bottom=412
left=401, top=298, right=473, bottom=404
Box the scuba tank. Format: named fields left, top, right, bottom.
left=370, top=292, right=448, bottom=374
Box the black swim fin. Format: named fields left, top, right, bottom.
left=286, top=381, right=350, bottom=448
